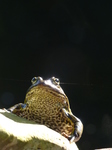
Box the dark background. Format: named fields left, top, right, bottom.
left=0, top=1, right=112, bottom=149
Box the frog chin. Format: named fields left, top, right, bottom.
left=62, top=108, right=83, bottom=142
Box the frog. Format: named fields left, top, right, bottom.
left=8, top=76, right=83, bottom=142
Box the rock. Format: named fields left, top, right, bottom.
left=0, top=109, right=78, bottom=150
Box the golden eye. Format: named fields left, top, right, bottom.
left=31, top=77, right=38, bottom=84
left=51, top=77, right=60, bottom=85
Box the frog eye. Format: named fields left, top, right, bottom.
left=31, top=77, right=38, bottom=84
left=31, top=76, right=43, bottom=84
left=51, top=77, right=60, bottom=85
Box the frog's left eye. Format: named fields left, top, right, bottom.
left=31, top=77, right=38, bottom=84
left=51, top=77, right=60, bottom=85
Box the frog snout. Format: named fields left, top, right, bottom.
left=62, top=108, right=83, bottom=142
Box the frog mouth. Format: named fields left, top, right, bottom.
left=62, top=108, right=83, bottom=142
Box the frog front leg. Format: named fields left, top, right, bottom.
left=8, top=103, right=27, bottom=115
left=62, top=108, right=83, bottom=142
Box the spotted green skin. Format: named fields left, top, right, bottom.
left=8, top=76, right=83, bottom=142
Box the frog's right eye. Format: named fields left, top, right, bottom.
left=31, top=77, right=38, bottom=84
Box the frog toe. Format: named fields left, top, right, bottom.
left=68, top=127, right=81, bottom=143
